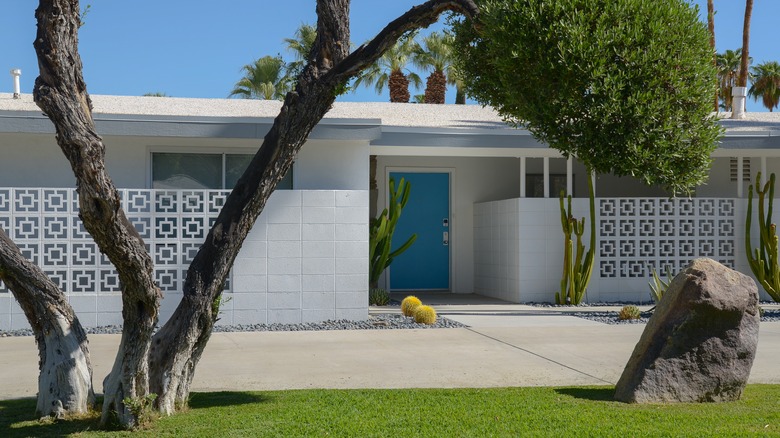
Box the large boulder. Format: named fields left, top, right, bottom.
left=614, top=258, right=760, bottom=403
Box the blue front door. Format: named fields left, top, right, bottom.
left=389, top=172, right=450, bottom=290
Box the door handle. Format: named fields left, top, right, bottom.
left=443, top=231, right=449, bottom=246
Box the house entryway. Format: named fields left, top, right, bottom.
left=388, top=171, right=450, bottom=291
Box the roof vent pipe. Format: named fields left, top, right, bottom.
left=10, top=69, right=21, bottom=99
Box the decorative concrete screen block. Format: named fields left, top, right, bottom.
left=598, top=198, right=735, bottom=279
left=0, top=188, right=220, bottom=296
left=0, top=188, right=370, bottom=328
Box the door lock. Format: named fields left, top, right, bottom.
left=443, top=231, right=449, bottom=246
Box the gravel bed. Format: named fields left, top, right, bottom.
left=570, top=308, right=780, bottom=325
left=0, top=313, right=466, bottom=338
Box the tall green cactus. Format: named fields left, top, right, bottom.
left=556, top=174, right=596, bottom=305
left=369, top=177, right=417, bottom=288
left=746, top=172, right=780, bottom=301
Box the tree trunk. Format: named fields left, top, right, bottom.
left=707, top=0, right=717, bottom=112
left=0, top=229, right=94, bottom=418
left=455, top=86, right=466, bottom=104
left=424, top=69, right=447, bottom=104
left=737, top=0, right=753, bottom=88
left=148, top=0, right=479, bottom=414
left=731, top=0, right=752, bottom=119
left=15, top=0, right=478, bottom=425
left=33, top=0, right=161, bottom=428
left=389, top=69, right=411, bottom=102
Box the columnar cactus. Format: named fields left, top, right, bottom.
left=556, top=174, right=596, bottom=305
left=746, top=172, right=780, bottom=301
left=369, top=177, right=417, bottom=288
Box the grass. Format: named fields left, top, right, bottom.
left=2, top=385, right=779, bottom=437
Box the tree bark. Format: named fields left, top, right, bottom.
left=707, top=0, right=717, bottom=112
left=455, top=87, right=466, bottom=104
left=737, top=0, right=753, bottom=89
left=389, top=69, right=411, bottom=102
left=13, top=0, right=479, bottom=426
left=33, top=0, right=161, bottom=428
left=148, top=0, right=478, bottom=414
left=424, top=69, right=447, bottom=104
left=0, top=229, right=94, bottom=418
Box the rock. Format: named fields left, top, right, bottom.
left=614, top=258, right=760, bottom=403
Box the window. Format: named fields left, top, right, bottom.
left=152, top=152, right=292, bottom=189
left=526, top=174, right=569, bottom=198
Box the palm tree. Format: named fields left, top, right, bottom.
left=733, top=0, right=754, bottom=118
left=284, top=24, right=317, bottom=81
left=738, top=0, right=753, bottom=89
left=353, top=35, right=421, bottom=103
left=228, top=56, right=289, bottom=100
left=707, top=0, right=717, bottom=112
left=413, top=32, right=454, bottom=104
left=717, top=49, right=748, bottom=111
left=748, top=61, right=780, bottom=112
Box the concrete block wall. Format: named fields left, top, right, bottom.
left=0, top=189, right=369, bottom=331
left=475, top=197, right=753, bottom=304
left=220, top=189, right=369, bottom=326
left=474, top=199, right=521, bottom=302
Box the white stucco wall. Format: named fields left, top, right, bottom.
left=0, top=132, right=368, bottom=191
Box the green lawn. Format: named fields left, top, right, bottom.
left=2, top=385, right=779, bottom=437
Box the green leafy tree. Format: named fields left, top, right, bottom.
left=452, top=0, right=722, bottom=195
left=354, top=34, right=422, bottom=102
left=749, top=61, right=780, bottom=112
left=228, top=55, right=289, bottom=100
left=413, top=31, right=455, bottom=104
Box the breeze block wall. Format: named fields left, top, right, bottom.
left=0, top=188, right=369, bottom=330
left=475, top=197, right=751, bottom=304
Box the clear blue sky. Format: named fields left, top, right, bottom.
left=1, top=1, right=777, bottom=109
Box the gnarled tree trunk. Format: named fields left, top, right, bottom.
left=0, top=229, right=94, bottom=418
left=148, top=0, right=479, bottom=414
left=33, top=0, right=161, bottom=428
left=17, top=0, right=478, bottom=427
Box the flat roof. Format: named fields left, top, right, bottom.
left=0, top=93, right=509, bottom=131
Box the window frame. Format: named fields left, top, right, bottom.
left=148, top=147, right=293, bottom=190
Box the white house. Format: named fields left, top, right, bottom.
left=1, top=93, right=779, bottom=330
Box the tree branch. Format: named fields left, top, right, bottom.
left=329, top=0, right=478, bottom=81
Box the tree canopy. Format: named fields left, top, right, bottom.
left=452, top=0, right=723, bottom=194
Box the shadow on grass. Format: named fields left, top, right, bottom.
left=188, top=391, right=270, bottom=410
left=555, top=386, right=616, bottom=401
left=0, top=397, right=101, bottom=438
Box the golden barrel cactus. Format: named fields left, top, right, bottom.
left=401, top=295, right=422, bottom=317
left=413, top=305, right=437, bottom=325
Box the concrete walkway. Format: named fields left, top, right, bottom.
left=1, top=296, right=779, bottom=400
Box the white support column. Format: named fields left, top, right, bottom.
left=762, top=156, right=768, bottom=181
left=520, top=157, right=526, bottom=198
left=543, top=157, right=550, bottom=198
left=737, top=156, right=744, bottom=197
left=566, top=157, right=573, bottom=196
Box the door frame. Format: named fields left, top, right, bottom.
left=383, top=166, right=455, bottom=292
